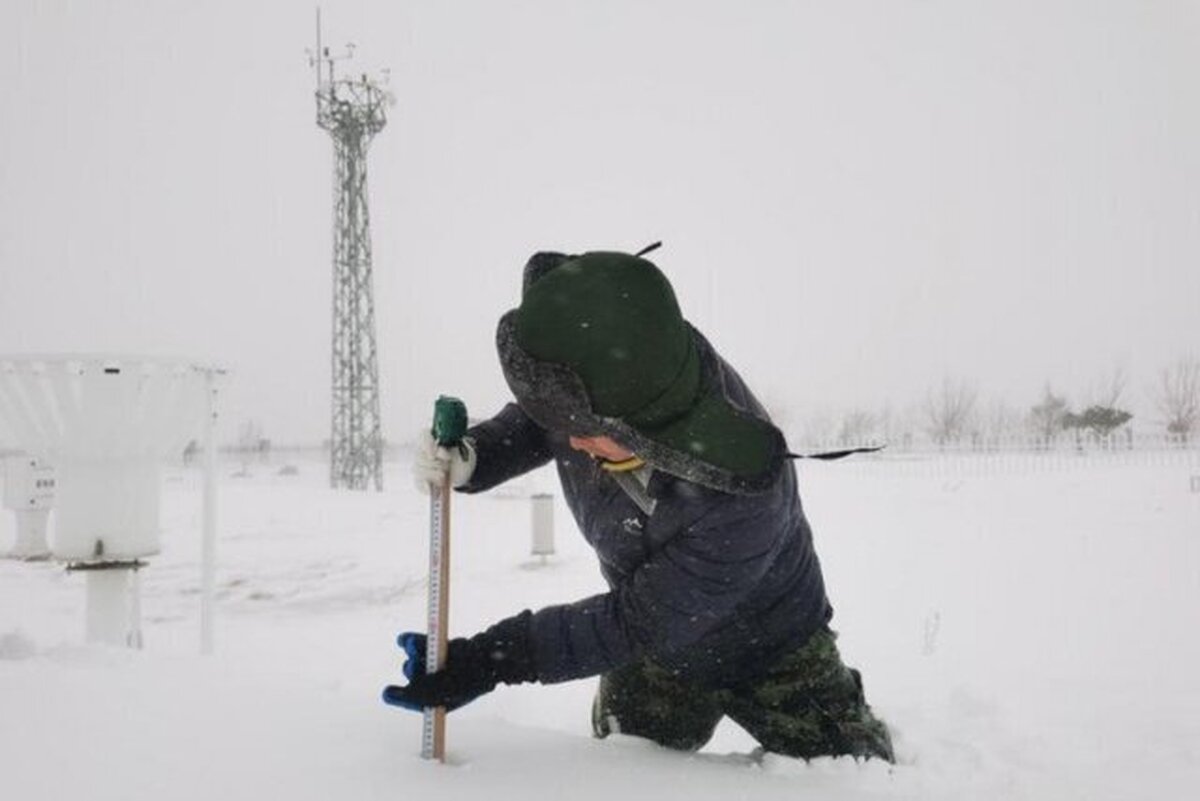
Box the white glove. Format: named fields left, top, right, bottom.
left=412, top=428, right=477, bottom=495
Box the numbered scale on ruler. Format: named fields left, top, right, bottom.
left=421, top=396, right=467, bottom=762
left=422, top=479, right=449, bottom=760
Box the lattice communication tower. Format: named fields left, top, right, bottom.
left=310, top=18, right=389, bottom=491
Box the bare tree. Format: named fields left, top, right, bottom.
left=236, top=419, right=265, bottom=473
left=874, top=403, right=905, bottom=446
left=924, top=378, right=978, bottom=446
left=1156, top=357, right=1200, bottom=442
left=1029, top=385, right=1068, bottom=446
left=872, top=402, right=921, bottom=450
left=982, top=399, right=1022, bottom=445
left=1067, top=366, right=1133, bottom=445
left=238, top=419, right=263, bottom=452
left=1085, top=365, right=1127, bottom=409
left=837, top=409, right=878, bottom=445
left=799, top=409, right=837, bottom=449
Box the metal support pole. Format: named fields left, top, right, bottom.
left=84, top=568, right=132, bottom=646
left=129, top=566, right=144, bottom=649
left=200, top=371, right=217, bottom=655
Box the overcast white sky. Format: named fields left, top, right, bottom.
left=2, top=0, right=1197, bottom=445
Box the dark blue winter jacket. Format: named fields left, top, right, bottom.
left=460, top=356, right=832, bottom=689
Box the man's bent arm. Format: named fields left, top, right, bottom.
left=524, top=493, right=785, bottom=682
left=457, top=403, right=554, bottom=493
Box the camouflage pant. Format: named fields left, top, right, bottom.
left=591, top=628, right=894, bottom=762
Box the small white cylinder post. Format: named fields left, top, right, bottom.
left=531, top=493, right=555, bottom=564
left=200, top=371, right=218, bottom=655
left=85, top=568, right=133, bottom=647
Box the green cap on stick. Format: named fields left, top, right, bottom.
left=432, top=396, right=468, bottom=447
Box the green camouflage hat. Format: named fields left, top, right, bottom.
left=496, top=250, right=787, bottom=494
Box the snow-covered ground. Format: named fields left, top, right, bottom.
left=2, top=453, right=1198, bottom=800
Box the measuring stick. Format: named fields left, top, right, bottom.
left=421, top=473, right=451, bottom=760
left=421, top=396, right=467, bottom=762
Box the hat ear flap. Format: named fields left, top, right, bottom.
left=522, top=251, right=573, bottom=295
